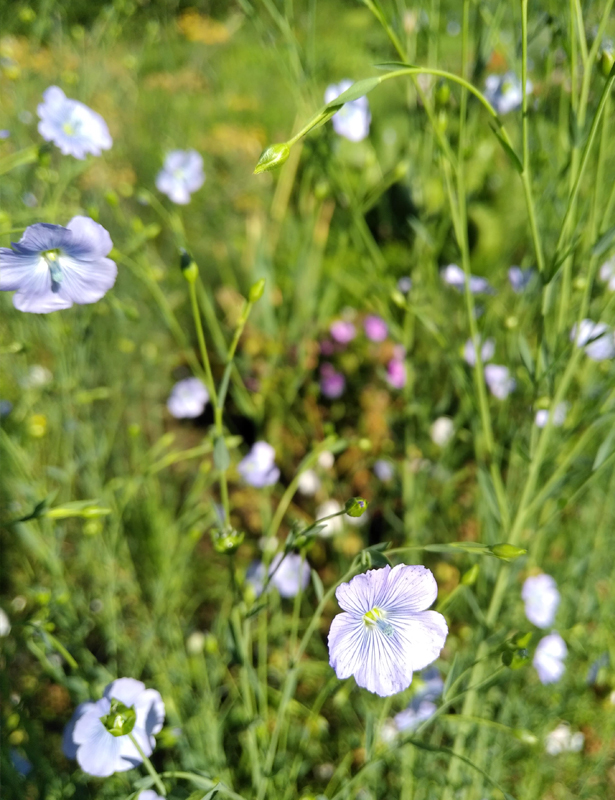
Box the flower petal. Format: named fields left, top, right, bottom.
left=104, top=677, right=146, bottom=706
left=0, top=249, right=49, bottom=292
left=15, top=222, right=72, bottom=254
left=55, top=255, right=117, bottom=305
left=391, top=610, right=448, bottom=672
left=353, top=627, right=414, bottom=696
left=335, top=566, right=393, bottom=615
left=62, top=702, right=94, bottom=759
left=133, top=688, right=165, bottom=738
left=66, top=216, right=113, bottom=259
left=13, top=289, right=73, bottom=313
left=328, top=611, right=371, bottom=680
left=375, top=564, right=439, bottom=613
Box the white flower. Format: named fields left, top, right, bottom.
left=0, top=608, right=11, bottom=636
left=599, top=256, right=615, bottom=291
left=522, top=574, right=560, bottom=628
left=139, top=793, right=165, bottom=800
left=62, top=678, right=165, bottom=777
left=440, top=264, right=494, bottom=295
left=545, top=723, right=584, bottom=755
left=430, top=416, right=454, bottom=447
left=246, top=553, right=310, bottom=599
left=297, top=469, right=321, bottom=496
left=317, top=450, right=335, bottom=469
left=166, top=377, right=209, bottom=419
left=156, top=150, right=205, bottom=204
left=484, top=364, right=516, bottom=399
left=463, top=336, right=495, bottom=367
left=535, top=402, right=568, bottom=429
left=237, top=441, right=280, bottom=487
left=534, top=632, right=567, bottom=685
left=20, top=365, right=53, bottom=388
left=373, top=459, right=394, bottom=482
left=484, top=73, right=530, bottom=115
left=328, top=564, right=448, bottom=697
left=37, top=86, right=112, bottom=159
left=316, top=499, right=344, bottom=536
left=571, top=319, right=615, bottom=361
left=324, top=80, right=371, bottom=142
left=0, top=216, right=117, bottom=314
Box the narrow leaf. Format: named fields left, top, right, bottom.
left=325, top=77, right=381, bottom=108
left=592, top=225, right=615, bottom=257
left=213, top=437, right=230, bottom=471
left=311, top=569, right=324, bottom=602
left=489, top=123, right=523, bottom=173
left=593, top=425, right=615, bottom=471
left=518, top=334, right=535, bottom=380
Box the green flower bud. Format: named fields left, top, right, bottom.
left=489, top=543, right=527, bottom=561
left=435, top=81, right=450, bottom=105
left=254, top=143, right=291, bottom=175
left=212, top=527, right=245, bottom=555
left=461, top=563, right=480, bottom=586
left=599, top=46, right=614, bottom=78
left=180, top=249, right=198, bottom=283
left=344, top=497, right=368, bottom=518
left=100, top=698, right=136, bottom=737
left=249, top=278, right=266, bottom=303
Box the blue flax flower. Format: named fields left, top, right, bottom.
left=0, top=216, right=117, bottom=313
left=237, top=441, right=280, bottom=487
left=37, top=86, right=112, bottom=159
left=156, top=150, right=205, bottom=204
left=328, top=564, right=448, bottom=697
left=324, top=80, right=371, bottom=142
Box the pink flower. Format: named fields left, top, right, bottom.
left=386, top=358, right=406, bottom=389
left=320, top=363, right=346, bottom=398
left=330, top=320, right=356, bottom=344
left=364, top=315, right=388, bottom=342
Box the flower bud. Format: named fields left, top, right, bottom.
left=212, top=527, right=245, bottom=555
left=489, top=543, right=527, bottom=561
left=100, top=699, right=136, bottom=737
left=254, top=143, right=290, bottom=174
left=180, top=249, right=198, bottom=283
left=344, top=497, right=368, bottom=518
left=249, top=278, right=266, bottom=303
left=435, top=81, right=450, bottom=106
left=461, top=563, right=479, bottom=586
left=599, top=46, right=614, bottom=78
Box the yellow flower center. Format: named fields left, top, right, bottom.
left=364, top=607, right=394, bottom=636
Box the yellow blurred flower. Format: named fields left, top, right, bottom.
left=28, top=414, right=47, bottom=438
left=178, top=10, right=230, bottom=44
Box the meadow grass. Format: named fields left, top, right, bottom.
left=1, top=1, right=615, bottom=799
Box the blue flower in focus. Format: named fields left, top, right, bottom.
left=324, top=80, right=371, bottom=142
left=0, top=216, right=117, bottom=313
left=156, top=150, right=205, bottom=204
left=63, top=678, right=165, bottom=778
left=238, top=441, right=280, bottom=487
left=37, top=86, right=112, bottom=159
left=328, top=564, right=448, bottom=697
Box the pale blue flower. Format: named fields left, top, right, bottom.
left=508, top=266, right=535, bottom=293
left=440, top=264, right=494, bottom=295
left=393, top=667, right=444, bottom=732
left=545, top=722, right=583, bottom=754
left=167, top=377, right=209, bottom=419
left=484, top=73, right=530, bottom=115
left=324, top=80, right=371, bottom=142
left=10, top=749, right=32, bottom=776
left=397, top=276, right=413, bottom=294
left=534, top=633, right=566, bottom=685
left=463, top=335, right=495, bottom=367
left=297, top=469, right=321, bottom=496
left=535, top=403, right=567, bottom=429
left=373, top=459, right=394, bottom=482
left=156, top=150, right=205, bottom=204
left=37, top=86, right=112, bottom=159
left=599, top=256, right=615, bottom=291
left=238, top=441, right=280, bottom=487
left=484, top=364, right=515, bottom=399
left=328, top=564, right=448, bottom=697
left=571, top=319, right=615, bottom=361
left=139, top=792, right=165, bottom=800
left=522, top=574, right=560, bottom=629
left=0, top=216, right=117, bottom=313
left=247, top=553, right=310, bottom=599
left=63, top=678, right=165, bottom=778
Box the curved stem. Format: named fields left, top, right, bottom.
left=128, top=733, right=167, bottom=796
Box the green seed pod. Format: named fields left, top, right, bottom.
left=490, top=543, right=527, bottom=561
left=249, top=278, right=266, bottom=303
left=100, top=699, right=136, bottom=737
left=212, top=527, right=245, bottom=555
left=344, top=497, right=368, bottom=518
left=599, top=46, right=614, bottom=78
left=180, top=249, right=198, bottom=283
left=254, top=143, right=291, bottom=174
left=461, top=563, right=480, bottom=586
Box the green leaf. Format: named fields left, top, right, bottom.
left=477, top=469, right=502, bottom=524
left=374, top=61, right=418, bottom=70
left=442, top=653, right=459, bottom=701
left=325, top=76, right=381, bottom=108
left=422, top=542, right=491, bottom=555
left=518, top=334, right=535, bottom=380
left=311, top=569, right=324, bottom=602
left=593, top=425, right=615, bottom=471
left=592, top=225, right=615, bottom=257
left=213, top=437, right=230, bottom=471
left=489, top=122, right=523, bottom=173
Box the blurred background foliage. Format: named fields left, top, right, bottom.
left=1, top=1, right=615, bottom=799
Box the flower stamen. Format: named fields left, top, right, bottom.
left=364, top=607, right=394, bottom=636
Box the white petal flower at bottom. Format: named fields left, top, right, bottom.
left=533, top=632, right=567, bottom=685
left=545, top=723, right=584, bottom=755
left=328, top=564, right=448, bottom=697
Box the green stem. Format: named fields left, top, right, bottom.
left=128, top=732, right=167, bottom=796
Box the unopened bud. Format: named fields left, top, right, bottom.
left=461, top=563, right=479, bottom=586
left=344, top=497, right=368, bottom=518
left=490, top=543, right=527, bottom=561
left=212, top=527, right=245, bottom=555
left=254, top=143, right=290, bottom=174
left=180, top=249, right=198, bottom=283
left=435, top=81, right=450, bottom=105
left=249, top=278, right=266, bottom=303
left=100, top=699, right=136, bottom=737
left=599, top=46, right=614, bottom=78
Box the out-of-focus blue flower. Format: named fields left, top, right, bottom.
left=508, top=266, right=535, bottom=293
left=320, top=363, right=346, bottom=398
left=238, top=441, right=280, bottom=487
left=364, top=315, right=388, bottom=342
left=10, top=749, right=32, bottom=776
left=484, top=73, right=530, bottom=115
left=156, top=150, right=205, bottom=204
left=534, top=633, right=567, bottom=685
left=328, top=564, right=448, bottom=697
left=535, top=402, right=567, bottom=429
left=599, top=256, right=615, bottom=291
left=247, top=552, right=310, bottom=599
left=166, top=377, right=209, bottom=419
left=324, top=80, right=371, bottom=142
left=397, top=276, right=413, bottom=294
left=297, top=469, right=321, bottom=496
left=0, top=216, right=117, bottom=313
left=0, top=129, right=10, bottom=139
left=571, top=319, right=615, bottom=361
left=373, top=459, right=394, bottom=482
left=330, top=320, right=356, bottom=344
left=62, top=678, right=165, bottom=778
left=484, top=364, right=515, bottom=399
left=0, top=400, right=13, bottom=417
left=463, top=336, right=495, bottom=366
left=138, top=792, right=165, bottom=800
left=37, top=86, right=112, bottom=159
left=394, top=699, right=437, bottom=732
left=440, top=264, right=494, bottom=295
left=586, top=653, right=609, bottom=685
left=522, top=574, right=560, bottom=628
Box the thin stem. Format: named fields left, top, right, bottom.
left=128, top=732, right=167, bottom=796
